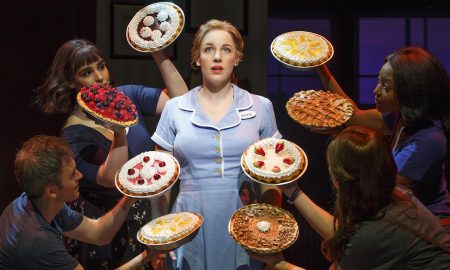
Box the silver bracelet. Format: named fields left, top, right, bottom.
left=287, top=186, right=302, bottom=204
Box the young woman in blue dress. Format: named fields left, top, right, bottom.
left=36, top=39, right=187, bottom=269
left=151, top=19, right=282, bottom=270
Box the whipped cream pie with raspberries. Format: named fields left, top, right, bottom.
left=116, top=151, right=179, bottom=197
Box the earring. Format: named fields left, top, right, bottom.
left=234, top=63, right=238, bottom=66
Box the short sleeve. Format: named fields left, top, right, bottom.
left=20, top=241, right=80, bottom=270
left=394, top=129, right=446, bottom=182
left=259, top=97, right=281, bottom=139
left=57, top=204, right=83, bottom=232
left=151, top=98, right=177, bottom=151
left=119, top=85, right=162, bottom=116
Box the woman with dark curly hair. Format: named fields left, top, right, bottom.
left=313, top=47, right=450, bottom=224
left=36, top=39, right=187, bottom=269
left=250, top=126, right=450, bottom=270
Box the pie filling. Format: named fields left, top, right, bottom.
left=229, top=203, right=299, bottom=253
left=286, top=90, right=353, bottom=128
left=139, top=212, right=201, bottom=244
left=272, top=31, right=332, bottom=67
left=77, top=84, right=138, bottom=127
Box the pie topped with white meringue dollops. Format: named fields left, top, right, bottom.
left=271, top=31, right=333, bottom=69
left=127, top=2, right=184, bottom=52
left=137, top=212, right=203, bottom=249
left=286, top=90, right=354, bottom=129
left=241, top=138, right=307, bottom=185
left=228, top=203, right=299, bottom=254
left=77, top=83, right=138, bottom=128
left=115, top=151, right=179, bottom=197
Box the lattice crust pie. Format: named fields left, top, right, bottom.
left=115, top=151, right=180, bottom=197
left=271, top=31, right=333, bottom=68
left=229, top=203, right=299, bottom=254
left=286, top=90, right=354, bottom=129
left=138, top=212, right=203, bottom=248
left=241, top=138, right=307, bottom=184
left=77, top=83, right=138, bottom=128
left=127, top=2, right=185, bottom=52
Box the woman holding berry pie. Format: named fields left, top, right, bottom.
left=36, top=39, right=187, bottom=269
left=151, top=19, right=282, bottom=270
left=314, top=47, right=450, bottom=227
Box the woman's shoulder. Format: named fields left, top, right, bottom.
left=234, top=85, right=272, bottom=106
left=407, top=125, right=446, bottom=151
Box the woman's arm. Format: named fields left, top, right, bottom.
left=281, top=184, right=335, bottom=240
left=151, top=50, right=188, bottom=114
left=96, top=127, right=128, bottom=187
left=315, top=65, right=388, bottom=133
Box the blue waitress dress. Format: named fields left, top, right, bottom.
left=151, top=85, right=281, bottom=270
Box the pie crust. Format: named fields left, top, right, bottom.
left=77, top=84, right=138, bottom=128
left=115, top=151, right=180, bottom=198
left=138, top=212, right=203, bottom=250
left=286, top=90, right=354, bottom=129
left=228, top=203, right=299, bottom=254
left=271, top=31, right=333, bottom=69
left=241, top=138, right=307, bottom=185
left=126, top=2, right=185, bottom=52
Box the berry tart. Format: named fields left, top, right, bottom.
left=77, top=84, right=138, bottom=128
left=228, top=203, right=299, bottom=254
left=137, top=212, right=203, bottom=251
left=127, top=2, right=185, bottom=52
left=241, top=138, right=307, bottom=185
left=286, top=90, right=354, bottom=129
left=271, top=31, right=333, bottom=70
left=115, top=151, right=180, bottom=198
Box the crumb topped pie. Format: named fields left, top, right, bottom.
left=286, top=90, right=354, bottom=129
left=77, top=83, right=138, bottom=128
left=228, top=203, right=299, bottom=254
left=241, top=138, right=307, bottom=185
left=127, top=2, right=185, bottom=52
left=115, top=151, right=180, bottom=198
left=271, top=31, right=333, bottom=69
left=138, top=212, right=203, bottom=250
